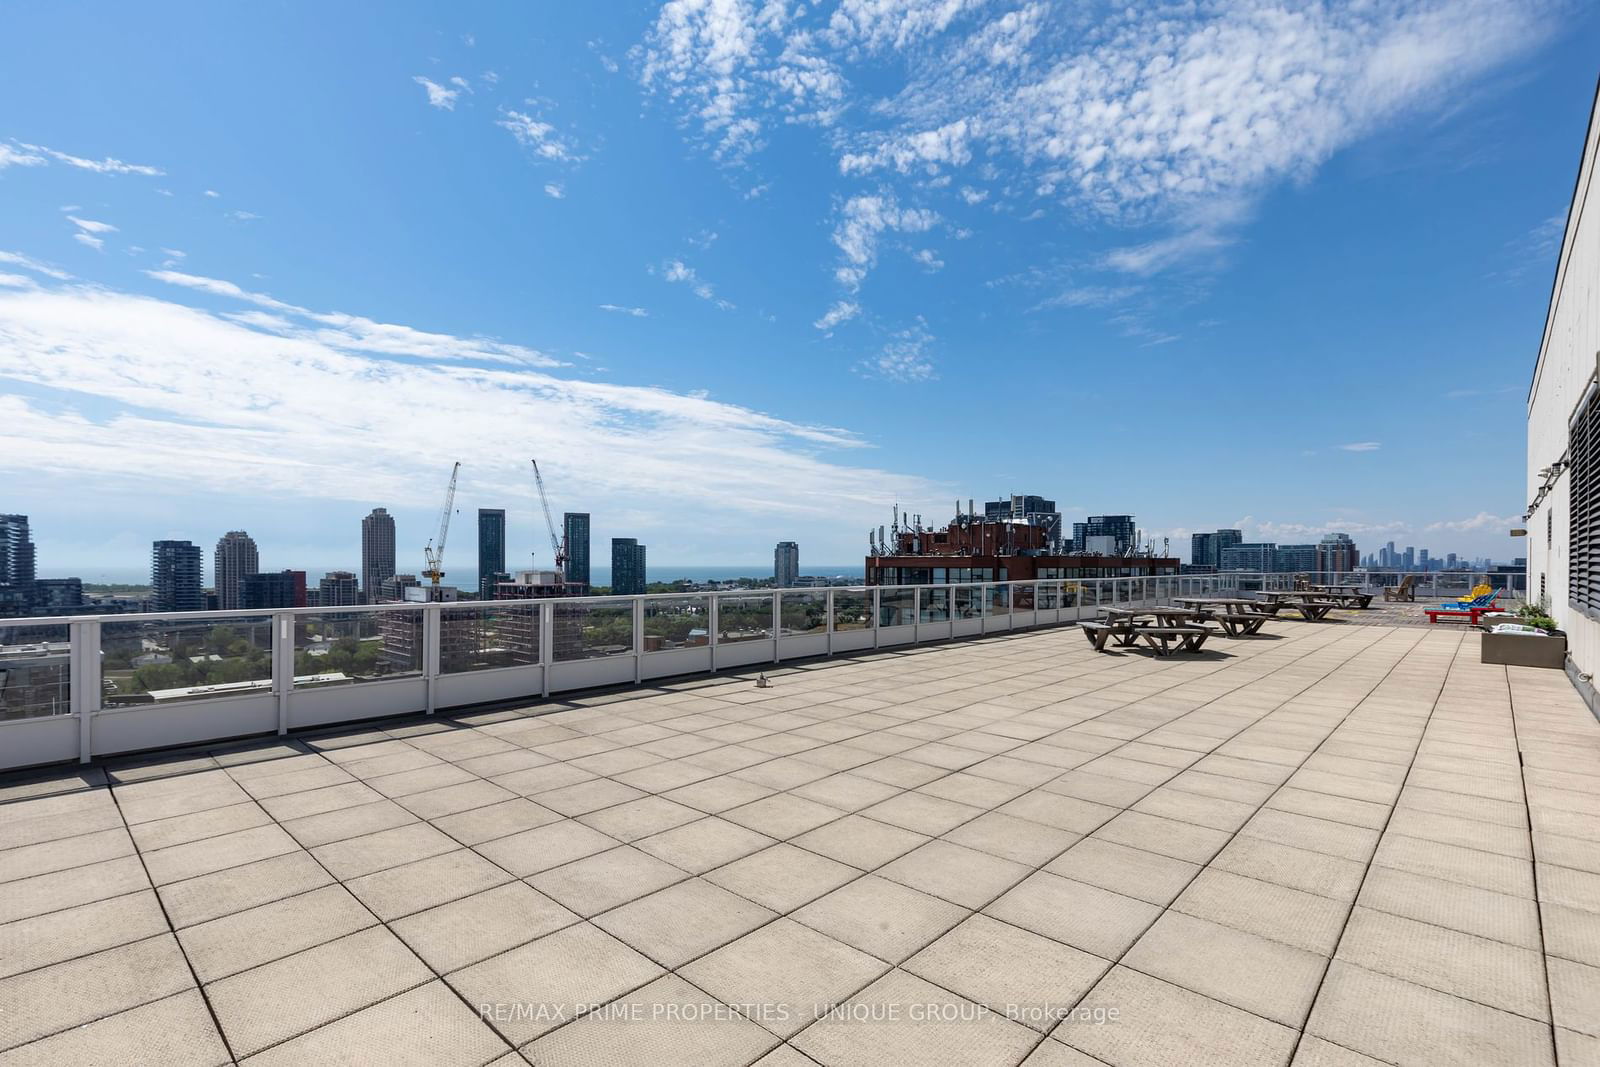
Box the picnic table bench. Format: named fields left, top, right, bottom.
left=1263, top=588, right=1372, bottom=610
left=1251, top=591, right=1341, bottom=620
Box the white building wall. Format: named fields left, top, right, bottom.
left=1528, top=81, right=1600, bottom=688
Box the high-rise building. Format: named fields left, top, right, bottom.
left=241, top=570, right=299, bottom=610
left=611, top=538, right=647, bottom=595
left=477, top=509, right=506, bottom=599
left=361, top=508, right=397, bottom=604
left=1071, top=515, right=1137, bottom=555
left=0, top=514, right=36, bottom=614
left=563, top=513, right=591, bottom=587
left=151, top=541, right=204, bottom=612
left=213, top=530, right=259, bottom=611
left=1403, top=547, right=1416, bottom=570
left=319, top=571, right=361, bottom=607
left=1190, top=528, right=1241, bottom=569
left=1220, top=543, right=1276, bottom=572
left=1274, top=544, right=1318, bottom=573
left=1318, top=532, right=1359, bottom=574
left=775, top=541, right=799, bottom=588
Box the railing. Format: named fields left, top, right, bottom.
left=0, top=569, right=1521, bottom=769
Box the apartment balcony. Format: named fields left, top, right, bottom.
left=2, top=571, right=1589, bottom=1066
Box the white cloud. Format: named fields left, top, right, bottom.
left=958, top=186, right=987, bottom=205
left=656, top=258, right=734, bottom=310
left=543, top=183, right=566, bottom=199
left=813, top=300, right=860, bottom=331
left=17, top=142, right=163, bottom=176
left=66, top=216, right=117, bottom=235
left=1425, top=512, right=1519, bottom=533
left=144, top=270, right=566, bottom=367
left=831, top=192, right=938, bottom=291
left=413, top=76, right=462, bottom=110
left=599, top=304, right=649, bottom=317
left=204, top=190, right=221, bottom=198
left=635, top=1, right=1554, bottom=273
left=1338, top=441, right=1382, bottom=452
left=638, top=0, right=846, bottom=165
left=228, top=210, right=262, bottom=222
left=72, top=233, right=104, bottom=252
left=0, top=144, right=46, bottom=169
left=1036, top=285, right=1140, bottom=310
left=0, top=251, right=71, bottom=280
left=858, top=319, right=937, bottom=382
left=0, top=278, right=933, bottom=536
left=0, top=273, right=37, bottom=289
left=911, top=248, right=943, bottom=271
left=497, top=108, right=583, bottom=164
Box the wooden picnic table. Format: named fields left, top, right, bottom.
left=1170, top=597, right=1277, bottom=635
left=1305, top=585, right=1374, bottom=608
left=1080, top=608, right=1212, bottom=655
left=1259, top=588, right=1371, bottom=610
left=1253, top=591, right=1340, bottom=620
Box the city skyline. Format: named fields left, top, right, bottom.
left=2, top=5, right=1588, bottom=569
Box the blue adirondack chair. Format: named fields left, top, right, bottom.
left=1440, top=590, right=1498, bottom=610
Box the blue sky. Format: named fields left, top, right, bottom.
left=0, top=1, right=1594, bottom=582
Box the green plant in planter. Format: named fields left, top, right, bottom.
left=1515, top=597, right=1558, bottom=632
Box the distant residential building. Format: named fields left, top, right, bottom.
left=1403, top=546, right=1416, bottom=570
left=1275, top=544, right=1318, bottom=573
left=0, top=514, right=37, bottom=614
left=563, top=513, right=591, bottom=587
left=611, top=538, right=647, bottom=595
left=32, top=578, right=83, bottom=613
left=775, top=541, right=799, bottom=588
left=1191, top=528, right=1244, bottom=568
left=319, top=571, right=360, bottom=607
left=151, top=540, right=204, bottom=612
left=477, top=509, right=506, bottom=599
left=213, top=530, right=259, bottom=611
left=1318, top=532, right=1360, bottom=574
left=377, top=573, right=421, bottom=602
left=361, top=508, right=397, bottom=604
left=984, top=495, right=1063, bottom=548
left=241, top=570, right=298, bottom=610
left=1071, top=515, right=1136, bottom=555
left=1220, top=543, right=1276, bottom=572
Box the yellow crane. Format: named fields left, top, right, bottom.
left=421, top=461, right=460, bottom=587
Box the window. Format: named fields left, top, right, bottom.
left=1570, top=381, right=1600, bottom=614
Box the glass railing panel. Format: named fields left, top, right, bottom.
left=878, top=588, right=914, bottom=628
left=987, top=585, right=1010, bottom=617
left=103, top=615, right=274, bottom=706
left=719, top=594, right=774, bottom=643
left=292, top=609, right=420, bottom=685
left=779, top=592, right=828, bottom=635
left=919, top=587, right=950, bottom=623
left=554, top=600, right=634, bottom=661
left=643, top=596, right=710, bottom=652
left=0, top=622, right=71, bottom=719
left=1037, top=582, right=1061, bottom=610
left=440, top=602, right=539, bottom=673
left=1014, top=584, right=1036, bottom=611
left=953, top=585, right=981, bottom=621
left=832, top=590, right=872, bottom=631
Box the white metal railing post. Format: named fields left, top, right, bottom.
left=272, top=612, right=294, bottom=734
left=872, top=587, right=881, bottom=649
left=709, top=594, right=720, bottom=672
left=912, top=588, right=921, bottom=642
left=71, top=619, right=99, bottom=763
left=539, top=601, right=554, bottom=698
left=772, top=592, right=782, bottom=663
left=423, top=604, right=441, bottom=715
left=633, top=598, right=645, bottom=684
left=826, top=588, right=835, bottom=656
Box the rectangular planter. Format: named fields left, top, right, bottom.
left=1480, top=631, right=1567, bottom=669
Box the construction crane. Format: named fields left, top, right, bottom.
left=531, top=459, right=566, bottom=576
left=422, top=462, right=460, bottom=587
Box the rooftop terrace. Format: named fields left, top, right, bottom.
left=1, top=615, right=1596, bottom=1066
